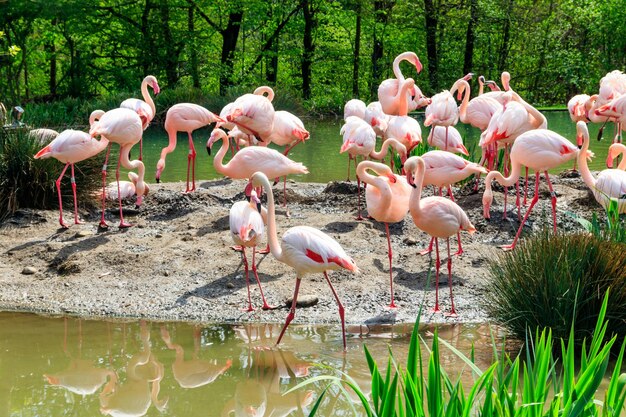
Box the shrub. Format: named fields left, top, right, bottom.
left=487, top=231, right=626, bottom=344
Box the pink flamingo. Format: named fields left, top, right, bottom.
left=224, top=86, right=276, bottom=142
left=33, top=111, right=109, bottom=228
left=364, top=101, right=389, bottom=137
left=458, top=79, right=500, bottom=131
left=596, top=93, right=626, bottom=141
left=105, top=172, right=149, bottom=201
left=404, top=156, right=476, bottom=315
left=568, top=94, right=591, bottom=123
left=576, top=122, right=626, bottom=213
left=385, top=115, right=422, bottom=153
left=89, top=108, right=146, bottom=228
left=156, top=103, right=223, bottom=192
left=357, top=161, right=411, bottom=308
left=120, top=75, right=160, bottom=161
left=482, top=128, right=584, bottom=250
left=418, top=150, right=487, bottom=256
left=343, top=99, right=367, bottom=120
left=230, top=190, right=274, bottom=311
left=250, top=172, right=358, bottom=350
left=369, top=138, right=408, bottom=166
left=268, top=111, right=310, bottom=155
left=427, top=126, right=468, bottom=155
left=607, top=143, right=626, bottom=169
left=378, top=52, right=423, bottom=116
left=480, top=71, right=512, bottom=103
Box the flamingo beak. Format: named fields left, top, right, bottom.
left=576, top=134, right=583, bottom=149
left=414, top=58, right=423, bottom=73
left=386, top=173, right=397, bottom=183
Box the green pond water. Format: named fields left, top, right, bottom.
left=138, top=111, right=614, bottom=184
left=1, top=313, right=512, bottom=417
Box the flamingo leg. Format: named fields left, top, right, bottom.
left=515, top=179, right=522, bottom=222
left=323, top=271, right=346, bottom=350
left=445, top=238, right=457, bottom=316
left=474, top=147, right=488, bottom=191
left=385, top=223, right=397, bottom=308
left=187, top=132, right=197, bottom=192
left=99, top=144, right=112, bottom=228
left=445, top=186, right=464, bottom=256
left=56, top=162, right=70, bottom=228
left=258, top=244, right=270, bottom=254
left=70, top=164, right=82, bottom=225
left=433, top=238, right=441, bottom=313
left=445, top=126, right=449, bottom=152
left=116, top=153, right=131, bottom=228
left=283, top=176, right=290, bottom=217
left=355, top=174, right=364, bottom=221
left=241, top=248, right=254, bottom=312
left=544, top=171, right=558, bottom=234
left=139, top=137, right=143, bottom=162
left=251, top=247, right=273, bottom=310
left=502, top=144, right=510, bottom=219
left=524, top=166, right=529, bottom=206
left=502, top=171, right=540, bottom=251
left=419, top=237, right=434, bottom=256
left=346, top=155, right=351, bottom=182
left=276, top=277, right=302, bottom=346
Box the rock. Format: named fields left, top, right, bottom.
left=285, top=295, right=318, bottom=308
left=163, top=270, right=170, bottom=277
left=21, top=267, right=37, bottom=275
left=155, top=234, right=163, bottom=238
left=227, top=282, right=235, bottom=289
left=75, top=230, right=93, bottom=238
left=403, top=237, right=418, bottom=246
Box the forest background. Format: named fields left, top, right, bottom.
left=1, top=0, right=625, bottom=117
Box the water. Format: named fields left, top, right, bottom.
left=140, top=111, right=614, bottom=184
left=0, top=313, right=511, bottom=417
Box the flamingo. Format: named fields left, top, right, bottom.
left=427, top=125, right=468, bottom=155
left=607, top=143, right=626, bottom=170
left=595, top=93, right=626, bottom=142
left=480, top=71, right=512, bottom=102
left=385, top=115, right=422, bottom=153
left=482, top=128, right=584, bottom=250
left=156, top=103, right=223, bottom=192
left=418, top=150, right=487, bottom=256
left=224, top=86, right=276, bottom=142
left=576, top=122, right=626, bottom=213
left=369, top=138, right=408, bottom=167
left=458, top=79, right=500, bottom=131
left=404, top=156, right=476, bottom=315
left=89, top=108, right=145, bottom=228
left=230, top=190, right=274, bottom=311
left=356, top=161, right=411, bottom=308
left=250, top=172, right=358, bottom=350
left=344, top=99, right=367, bottom=120
left=568, top=94, right=591, bottom=123
left=33, top=110, right=108, bottom=228
left=105, top=172, right=149, bottom=201
left=120, top=75, right=160, bottom=160
left=364, top=101, right=389, bottom=137
left=378, top=51, right=423, bottom=116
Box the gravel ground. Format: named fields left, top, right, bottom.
left=0, top=172, right=598, bottom=327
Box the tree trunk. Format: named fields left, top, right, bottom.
left=159, top=0, right=178, bottom=86
left=424, top=0, right=438, bottom=92
left=497, top=0, right=513, bottom=72
left=266, top=36, right=279, bottom=84
left=301, top=0, right=315, bottom=100
left=219, top=9, right=243, bottom=95
left=352, top=0, right=361, bottom=97
left=370, top=0, right=394, bottom=99
left=188, top=6, right=200, bottom=88
left=140, top=0, right=154, bottom=75
left=463, top=0, right=478, bottom=75
left=45, top=19, right=57, bottom=97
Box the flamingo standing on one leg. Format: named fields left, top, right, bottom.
left=364, top=101, right=389, bottom=138
left=357, top=161, right=411, bottom=308
left=89, top=108, right=146, bottom=228
left=120, top=75, right=160, bottom=161
left=230, top=190, right=274, bottom=311
left=404, top=156, right=476, bottom=315
left=224, top=86, right=276, bottom=142
left=482, top=128, right=583, bottom=250
left=156, top=103, right=223, bottom=192
left=250, top=172, right=358, bottom=350
left=105, top=172, right=150, bottom=201
left=385, top=115, right=423, bottom=153
left=378, top=52, right=423, bottom=116
left=576, top=122, right=626, bottom=213
left=34, top=125, right=109, bottom=228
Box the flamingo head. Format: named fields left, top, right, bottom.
left=249, top=189, right=262, bottom=213
left=463, top=73, right=474, bottom=82
left=594, top=103, right=617, bottom=118
left=385, top=172, right=397, bottom=184
left=423, top=113, right=435, bottom=127
left=482, top=188, right=492, bottom=219
left=155, top=159, right=165, bottom=183
left=478, top=75, right=486, bottom=85
left=226, top=107, right=244, bottom=122
left=501, top=71, right=511, bottom=91
left=485, top=80, right=500, bottom=91
left=573, top=103, right=587, bottom=120
left=147, top=76, right=160, bottom=95
left=135, top=182, right=146, bottom=208
left=411, top=55, right=423, bottom=73
left=207, top=129, right=227, bottom=155
left=606, top=143, right=623, bottom=168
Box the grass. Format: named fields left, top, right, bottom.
left=290, top=292, right=626, bottom=416
left=0, top=129, right=103, bottom=220
left=487, top=230, right=626, bottom=345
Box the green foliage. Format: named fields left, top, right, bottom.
left=568, top=200, right=626, bottom=244
left=289, top=292, right=626, bottom=416
left=487, top=231, right=626, bottom=345
left=0, top=129, right=102, bottom=220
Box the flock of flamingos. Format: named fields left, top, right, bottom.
left=30, top=51, right=626, bottom=349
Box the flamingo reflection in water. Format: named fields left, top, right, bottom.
left=160, top=326, right=232, bottom=389
left=99, top=321, right=168, bottom=417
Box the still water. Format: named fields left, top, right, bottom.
left=140, top=111, right=614, bottom=184
left=0, top=313, right=509, bottom=417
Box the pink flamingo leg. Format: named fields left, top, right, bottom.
left=445, top=238, right=457, bottom=316
left=515, top=179, right=522, bottom=222
left=241, top=248, right=254, bottom=312
left=139, top=137, right=143, bottom=162
left=187, top=132, right=197, bottom=192
left=502, top=171, right=540, bottom=251
left=70, top=164, right=82, bottom=225
left=385, top=223, right=397, bottom=308
left=444, top=126, right=449, bottom=151
left=355, top=174, right=364, bottom=221
left=323, top=271, right=347, bottom=350
left=346, top=155, right=351, bottom=181
left=55, top=162, right=70, bottom=228
left=99, top=144, right=112, bottom=228
left=445, top=185, right=464, bottom=256
left=251, top=247, right=274, bottom=310
left=502, top=145, right=510, bottom=219
left=544, top=171, right=558, bottom=233
left=276, top=277, right=302, bottom=346
left=115, top=154, right=131, bottom=228
left=523, top=166, right=529, bottom=206
left=433, top=238, right=441, bottom=313
left=258, top=244, right=270, bottom=254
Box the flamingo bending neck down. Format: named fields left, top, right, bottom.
left=250, top=172, right=358, bottom=350
left=482, top=128, right=582, bottom=250
left=356, top=160, right=411, bottom=308
left=120, top=75, right=160, bottom=160
left=157, top=103, right=223, bottom=192
left=378, top=52, right=423, bottom=116
left=405, top=156, right=476, bottom=315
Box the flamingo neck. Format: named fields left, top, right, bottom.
left=158, top=127, right=179, bottom=170
left=409, top=161, right=426, bottom=217
left=370, top=138, right=402, bottom=160
left=392, top=53, right=411, bottom=83
left=357, top=161, right=393, bottom=209
left=119, top=145, right=146, bottom=198
left=458, top=81, right=471, bottom=124
left=478, top=78, right=484, bottom=96
left=577, top=128, right=596, bottom=191
left=141, top=79, right=156, bottom=116
left=396, top=79, right=414, bottom=115
left=212, top=134, right=233, bottom=176
left=253, top=86, right=275, bottom=102
left=484, top=161, right=522, bottom=194
left=257, top=174, right=284, bottom=261
left=519, top=99, right=547, bottom=129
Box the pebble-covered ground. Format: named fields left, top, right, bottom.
left=0, top=172, right=598, bottom=327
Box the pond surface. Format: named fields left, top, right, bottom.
left=1, top=312, right=511, bottom=417
left=140, top=111, right=613, bottom=184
